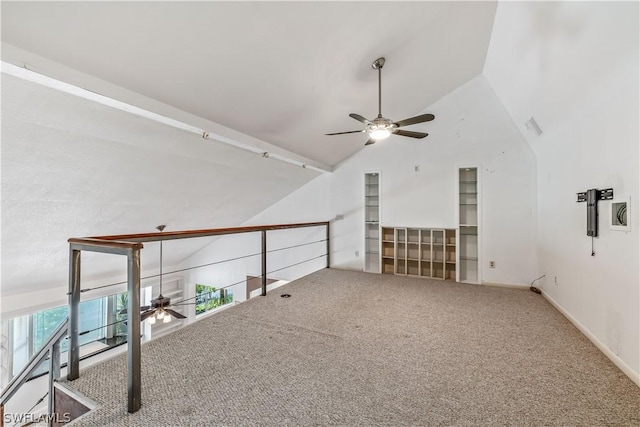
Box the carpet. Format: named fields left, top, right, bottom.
left=65, top=269, right=640, bottom=426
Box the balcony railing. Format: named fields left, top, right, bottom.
left=65, top=221, right=330, bottom=414
left=1, top=221, right=330, bottom=423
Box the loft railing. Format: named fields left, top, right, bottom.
left=0, top=317, right=68, bottom=427
left=1, top=222, right=330, bottom=421
left=66, top=221, right=330, bottom=414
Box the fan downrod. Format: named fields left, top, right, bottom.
left=372, top=57, right=385, bottom=70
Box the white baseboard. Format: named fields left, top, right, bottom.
left=543, top=291, right=640, bottom=388
left=482, top=281, right=529, bottom=290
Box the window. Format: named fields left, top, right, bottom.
left=32, top=306, right=69, bottom=352
left=7, top=289, right=142, bottom=379
left=195, top=284, right=233, bottom=316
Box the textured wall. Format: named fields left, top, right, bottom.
left=485, top=1, right=639, bottom=378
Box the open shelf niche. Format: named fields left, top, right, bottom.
left=364, top=172, right=381, bottom=273
left=458, top=167, right=480, bottom=284
left=381, top=227, right=457, bottom=281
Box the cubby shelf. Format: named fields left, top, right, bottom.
left=381, top=227, right=457, bottom=281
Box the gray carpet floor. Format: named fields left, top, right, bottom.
left=66, top=269, right=640, bottom=426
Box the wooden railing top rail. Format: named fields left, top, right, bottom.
left=67, top=237, right=144, bottom=249
left=68, top=221, right=329, bottom=244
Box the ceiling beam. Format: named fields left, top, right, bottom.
left=1, top=46, right=332, bottom=173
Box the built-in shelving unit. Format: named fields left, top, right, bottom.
left=457, top=167, right=480, bottom=283
left=364, top=172, right=381, bottom=273
left=381, top=227, right=394, bottom=274
left=381, top=227, right=457, bottom=281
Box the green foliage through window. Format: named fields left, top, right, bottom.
left=195, top=284, right=233, bottom=315
left=33, top=306, right=68, bottom=352
left=115, top=292, right=128, bottom=337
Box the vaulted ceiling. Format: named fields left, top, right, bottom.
left=1, top=1, right=497, bottom=167
left=1, top=73, right=321, bottom=297
left=1, top=1, right=497, bottom=302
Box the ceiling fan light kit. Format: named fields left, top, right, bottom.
left=326, top=57, right=435, bottom=146
left=369, top=127, right=393, bottom=140
left=125, top=224, right=187, bottom=325
left=367, top=116, right=397, bottom=141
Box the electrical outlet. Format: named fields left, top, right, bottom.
left=355, top=250, right=359, bottom=257
left=489, top=261, right=495, bottom=268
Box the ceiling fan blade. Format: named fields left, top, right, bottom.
left=165, top=308, right=187, bottom=319
left=325, top=130, right=365, bottom=136
left=394, top=113, right=435, bottom=128
left=118, top=305, right=150, bottom=315
left=140, top=309, right=157, bottom=322
left=393, top=129, right=429, bottom=139
left=364, top=138, right=376, bottom=146
left=349, top=113, right=371, bottom=124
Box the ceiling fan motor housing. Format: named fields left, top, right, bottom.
left=151, top=296, right=171, bottom=309
left=368, top=116, right=396, bottom=130
left=372, top=57, right=385, bottom=69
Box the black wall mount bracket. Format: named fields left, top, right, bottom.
left=576, top=188, right=614, bottom=237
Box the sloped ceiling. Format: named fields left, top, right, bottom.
left=1, top=1, right=497, bottom=167
left=1, top=74, right=319, bottom=296
left=1, top=1, right=497, bottom=301
left=483, top=1, right=639, bottom=149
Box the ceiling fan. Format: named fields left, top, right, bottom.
left=120, top=225, right=186, bottom=324
left=326, top=57, right=435, bottom=146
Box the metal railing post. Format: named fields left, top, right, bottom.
left=68, top=248, right=81, bottom=381
left=261, top=230, right=267, bottom=296
left=48, top=340, right=61, bottom=427
left=126, top=247, right=142, bottom=413
left=326, top=222, right=330, bottom=268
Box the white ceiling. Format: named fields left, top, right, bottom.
left=1, top=1, right=497, bottom=167
left=1, top=74, right=320, bottom=296
left=0, top=1, right=497, bottom=301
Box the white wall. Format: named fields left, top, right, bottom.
left=178, top=233, right=260, bottom=318
left=0, top=72, right=320, bottom=310
left=245, top=173, right=332, bottom=280
left=240, top=75, right=538, bottom=287
left=177, top=222, right=328, bottom=322
left=173, top=173, right=331, bottom=316
left=484, top=1, right=639, bottom=378
left=328, top=76, right=538, bottom=287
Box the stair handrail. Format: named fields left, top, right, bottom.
left=0, top=316, right=68, bottom=425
